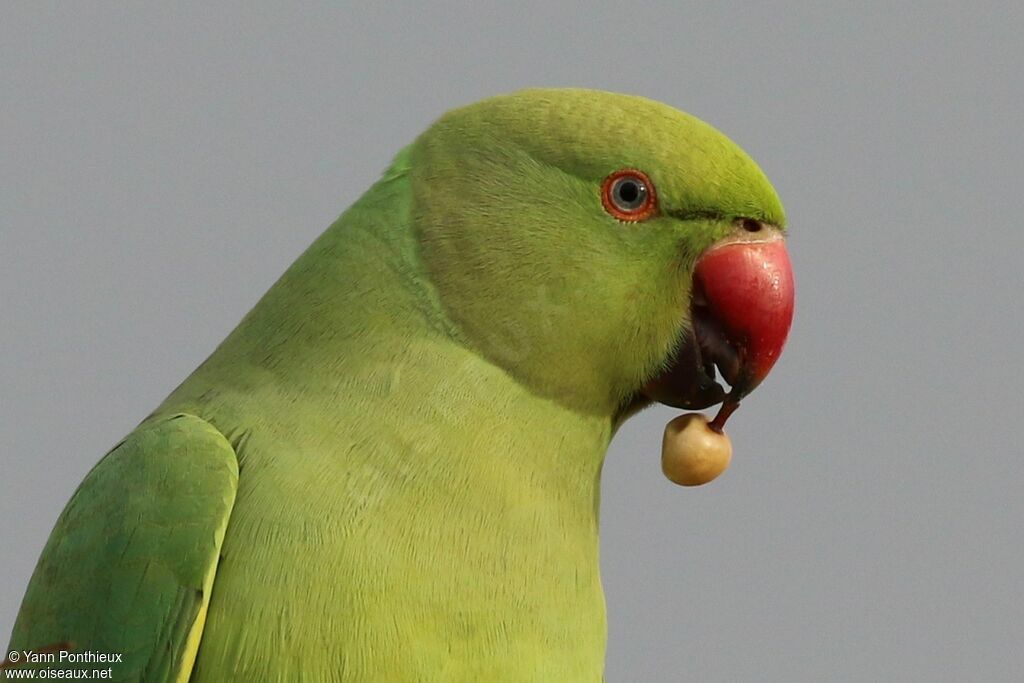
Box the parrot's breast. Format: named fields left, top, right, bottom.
left=174, top=342, right=613, bottom=682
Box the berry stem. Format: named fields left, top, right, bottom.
left=709, top=397, right=740, bottom=433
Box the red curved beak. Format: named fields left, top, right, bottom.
left=692, top=232, right=795, bottom=399
left=640, top=226, right=794, bottom=421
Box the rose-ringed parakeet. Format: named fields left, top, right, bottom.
left=6, top=89, right=794, bottom=681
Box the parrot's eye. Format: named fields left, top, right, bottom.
left=601, top=169, right=657, bottom=222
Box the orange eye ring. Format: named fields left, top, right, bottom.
left=601, top=169, right=657, bottom=222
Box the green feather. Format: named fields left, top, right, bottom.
left=8, top=414, right=237, bottom=681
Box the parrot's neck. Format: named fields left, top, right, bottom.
left=161, top=156, right=616, bottom=491
left=156, top=157, right=614, bottom=677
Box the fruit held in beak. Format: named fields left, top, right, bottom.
left=661, top=413, right=732, bottom=486
left=646, top=226, right=793, bottom=487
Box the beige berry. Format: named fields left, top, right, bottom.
left=661, top=413, right=733, bottom=486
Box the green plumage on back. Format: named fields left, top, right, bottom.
left=8, top=89, right=783, bottom=681
left=9, top=415, right=236, bottom=680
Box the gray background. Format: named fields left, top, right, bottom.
left=2, top=3, right=1022, bottom=681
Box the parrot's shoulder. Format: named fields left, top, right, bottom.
left=6, top=413, right=238, bottom=683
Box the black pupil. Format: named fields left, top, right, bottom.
left=615, top=179, right=643, bottom=207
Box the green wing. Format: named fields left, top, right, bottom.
left=7, top=413, right=238, bottom=682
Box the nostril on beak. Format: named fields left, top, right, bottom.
left=739, top=218, right=762, bottom=233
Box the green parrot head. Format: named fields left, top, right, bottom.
left=410, top=88, right=794, bottom=419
